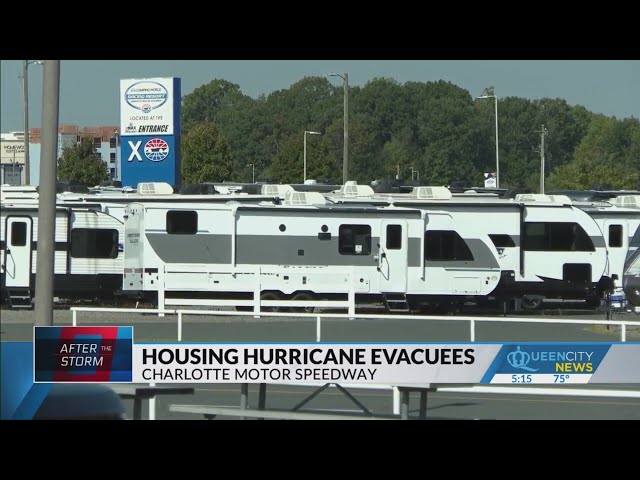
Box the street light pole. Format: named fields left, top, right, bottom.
left=246, top=163, right=255, bottom=183
left=329, top=73, right=349, bottom=184
left=539, top=125, right=548, bottom=194
left=34, top=60, right=61, bottom=326
left=303, top=130, right=321, bottom=182
left=22, top=60, right=43, bottom=186
left=477, top=90, right=500, bottom=188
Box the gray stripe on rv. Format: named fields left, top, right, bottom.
left=147, top=234, right=499, bottom=269
left=147, top=234, right=232, bottom=264
left=147, top=234, right=382, bottom=266
left=591, top=236, right=605, bottom=248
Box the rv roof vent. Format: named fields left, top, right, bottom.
left=340, top=181, right=358, bottom=196
left=0, top=185, right=39, bottom=201
left=339, top=181, right=374, bottom=197
left=284, top=191, right=327, bottom=205
left=611, top=195, right=640, bottom=209
left=412, top=186, right=452, bottom=200
left=515, top=193, right=571, bottom=204
left=58, top=192, right=83, bottom=201
left=546, top=195, right=573, bottom=205
left=0, top=185, right=38, bottom=194
left=261, top=184, right=294, bottom=197
left=137, top=182, right=174, bottom=195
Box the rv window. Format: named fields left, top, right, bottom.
left=70, top=229, right=119, bottom=259
left=608, top=225, right=623, bottom=248
left=11, top=222, right=27, bottom=247
left=524, top=222, right=595, bottom=252
left=339, top=225, right=371, bottom=255
left=166, top=211, right=198, bottom=235
left=386, top=224, right=402, bottom=250
left=489, top=234, right=515, bottom=248
left=425, top=231, right=474, bottom=261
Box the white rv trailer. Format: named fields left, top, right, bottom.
left=121, top=192, right=503, bottom=313
left=570, top=195, right=640, bottom=296
left=325, top=186, right=610, bottom=309
left=0, top=183, right=283, bottom=308
left=1, top=202, right=124, bottom=307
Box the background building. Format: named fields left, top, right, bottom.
left=0, top=132, right=26, bottom=185
left=28, top=124, right=120, bottom=186
left=1, top=125, right=120, bottom=186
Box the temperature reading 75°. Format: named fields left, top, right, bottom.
left=554, top=374, right=570, bottom=383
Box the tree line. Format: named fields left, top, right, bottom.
left=58, top=76, right=640, bottom=191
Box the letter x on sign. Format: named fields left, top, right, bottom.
left=128, top=141, right=142, bottom=162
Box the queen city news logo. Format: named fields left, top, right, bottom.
left=503, top=345, right=596, bottom=374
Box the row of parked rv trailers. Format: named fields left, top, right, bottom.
left=1, top=182, right=639, bottom=313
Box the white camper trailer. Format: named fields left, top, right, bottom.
left=327, top=186, right=610, bottom=309
left=572, top=195, right=640, bottom=294
left=1, top=203, right=124, bottom=307
left=0, top=183, right=282, bottom=308
left=121, top=196, right=503, bottom=313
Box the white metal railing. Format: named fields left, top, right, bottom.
left=71, top=307, right=640, bottom=343
left=155, top=265, right=358, bottom=317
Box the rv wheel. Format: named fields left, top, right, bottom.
left=260, top=292, right=284, bottom=313
left=290, top=292, right=316, bottom=313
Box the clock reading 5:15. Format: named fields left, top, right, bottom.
left=511, top=374, right=532, bottom=383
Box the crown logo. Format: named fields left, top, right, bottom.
left=507, top=346, right=539, bottom=372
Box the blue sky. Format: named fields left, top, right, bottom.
left=1, top=60, right=638, bottom=132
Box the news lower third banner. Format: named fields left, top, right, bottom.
left=4, top=330, right=640, bottom=419
left=24, top=326, right=640, bottom=387
left=131, top=342, right=640, bottom=385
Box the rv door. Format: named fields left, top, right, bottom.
left=123, top=204, right=144, bottom=291
left=3, top=216, right=33, bottom=289
left=379, top=219, right=408, bottom=292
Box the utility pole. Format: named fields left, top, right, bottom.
left=328, top=73, right=349, bottom=183
left=22, top=61, right=30, bottom=185
left=343, top=72, right=349, bottom=184
left=539, top=125, right=548, bottom=194
left=34, top=60, right=60, bottom=326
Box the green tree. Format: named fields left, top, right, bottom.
left=379, top=138, right=414, bottom=181
left=181, top=79, right=253, bottom=134
left=179, top=73, right=632, bottom=189
left=57, top=139, right=108, bottom=186
left=267, top=134, right=306, bottom=184
left=546, top=115, right=640, bottom=189
left=181, top=122, right=232, bottom=183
